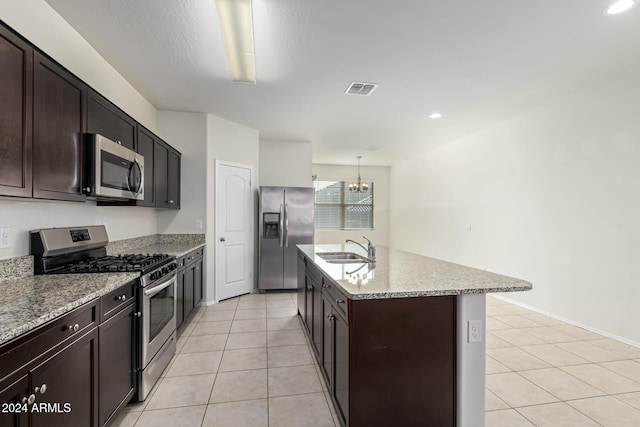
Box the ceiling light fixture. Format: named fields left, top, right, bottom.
left=604, top=0, right=636, bottom=15
left=215, top=0, right=256, bottom=84
left=349, top=156, right=369, bottom=193
left=429, top=112, right=443, bottom=119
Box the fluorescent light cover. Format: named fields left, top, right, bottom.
left=215, top=0, right=256, bottom=84
left=429, top=112, right=442, bottom=119
left=604, top=0, right=636, bottom=15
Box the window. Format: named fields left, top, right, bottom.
left=314, top=180, right=374, bottom=229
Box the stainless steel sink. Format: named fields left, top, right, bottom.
left=317, top=252, right=370, bottom=263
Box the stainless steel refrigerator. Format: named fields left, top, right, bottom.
left=259, top=186, right=314, bottom=290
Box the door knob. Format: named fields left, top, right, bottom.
left=220, top=237, right=226, bottom=242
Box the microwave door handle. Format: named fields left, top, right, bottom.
left=128, top=159, right=143, bottom=196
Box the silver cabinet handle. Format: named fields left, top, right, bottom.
left=27, top=394, right=36, bottom=405
left=322, top=284, right=330, bottom=289
left=116, top=294, right=127, bottom=301
left=134, top=312, right=142, bottom=318
left=307, top=284, right=313, bottom=290
left=336, top=299, right=345, bottom=305
left=68, top=323, right=79, bottom=332
left=84, top=187, right=91, bottom=193
left=116, top=140, right=122, bottom=145
left=169, top=200, right=174, bottom=204
left=327, top=315, right=335, bottom=321
left=34, top=384, right=47, bottom=395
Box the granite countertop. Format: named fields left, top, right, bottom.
left=112, top=242, right=205, bottom=258
left=298, top=244, right=532, bottom=300
left=0, top=272, right=139, bottom=346
left=0, top=236, right=206, bottom=347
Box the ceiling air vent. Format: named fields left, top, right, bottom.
left=345, top=81, right=378, bottom=96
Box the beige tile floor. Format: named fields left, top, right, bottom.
left=111, top=292, right=640, bottom=426
left=485, top=295, right=640, bottom=427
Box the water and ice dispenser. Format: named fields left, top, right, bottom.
left=263, top=213, right=280, bottom=239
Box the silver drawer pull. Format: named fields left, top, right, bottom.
left=327, top=315, right=335, bottom=321
left=68, top=323, right=79, bottom=332
left=336, top=299, right=345, bottom=305
left=322, top=284, right=330, bottom=289
left=34, top=384, right=47, bottom=395
left=116, top=294, right=127, bottom=301
left=27, top=394, right=36, bottom=405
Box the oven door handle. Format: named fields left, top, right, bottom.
left=144, top=275, right=176, bottom=298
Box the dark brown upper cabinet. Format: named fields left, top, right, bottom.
left=86, top=88, right=136, bottom=151
left=0, top=26, right=33, bottom=198
left=135, top=126, right=157, bottom=207
left=32, top=51, right=86, bottom=202
left=154, top=139, right=180, bottom=209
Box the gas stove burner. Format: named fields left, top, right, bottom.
left=54, top=253, right=175, bottom=275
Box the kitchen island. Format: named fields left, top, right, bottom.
left=297, top=244, right=532, bottom=427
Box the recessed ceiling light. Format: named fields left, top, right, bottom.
left=429, top=112, right=442, bottom=119
left=604, top=0, right=636, bottom=15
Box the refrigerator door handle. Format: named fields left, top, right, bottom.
left=284, top=204, right=289, bottom=247
left=279, top=204, right=284, bottom=248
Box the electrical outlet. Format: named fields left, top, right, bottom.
left=195, top=219, right=203, bottom=230
left=468, top=320, right=482, bottom=343
left=0, top=228, right=11, bottom=249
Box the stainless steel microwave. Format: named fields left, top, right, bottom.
left=84, top=134, right=144, bottom=200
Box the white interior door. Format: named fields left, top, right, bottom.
left=215, top=160, right=253, bottom=301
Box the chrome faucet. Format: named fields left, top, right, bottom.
left=346, top=236, right=376, bottom=261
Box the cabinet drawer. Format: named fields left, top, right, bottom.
left=0, top=300, right=98, bottom=383
left=100, top=280, right=137, bottom=322
left=322, top=279, right=349, bottom=320
left=184, top=248, right=203, bottom=266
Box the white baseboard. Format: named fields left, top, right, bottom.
left=491, top=294, right=640, bottom=349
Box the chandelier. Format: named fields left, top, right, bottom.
left=349, top=156, right=369, bottom=192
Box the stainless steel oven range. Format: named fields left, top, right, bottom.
left=30, top=225, right=177, bottom=402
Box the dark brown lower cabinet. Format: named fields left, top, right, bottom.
left=98, top=303, right=136, bottom=427
left=0, top=375, right=29, bottom=427
left=300, top=254, right=456, bottom=427
left=176, top=247, right=205, bottom=333
left=30, top=328, right=99, bottom=427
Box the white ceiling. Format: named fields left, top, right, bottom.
left=46, top=0, right=640, bottom=166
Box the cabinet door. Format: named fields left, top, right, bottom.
left=304, top=277, right=313, bottom=335
left=32, top=52, right=85, bottom=202
left=321, top=297, right=332, bottom=384
left=136, top=127, right=156, bottom=207
left=184, top=262, right=195, bottom=320
left=297, top=255, right=306, bottom=318
left=86, top=89, right=136, bottom=150
left=0, top=26, right=32, bottom=198
left=0, top=374, right=29, bottom=427
left=333, top=309, right=349, bottom=426
left=99, top=303, right=136, bottom=427
left=193, top=258, right=203, bottom=306
left=154, top=140, right=169, bottom=208
left=31, top=328, right=98, bottom=427
left=311, top=282, right=323, bottom=358
left=176, top=269, right=185, bottom=331
left=167, top=149, right=180, bottom=209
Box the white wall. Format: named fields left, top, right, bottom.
left=389, top=64, right=640, bottom=345
left=156, top=111, right=208, bottom=234
left=312, top=164, right=390, bottom=247
left=259, top=139, right=312, bottom=187
left=0, top=0, right=159, bottom=259
left=206, top=115, right=260, bottom=301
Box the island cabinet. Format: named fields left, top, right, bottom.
left=0, top=301, right=99, bottom=427
left=98, top=280, right=137, bottom=427
left=176, top=247, right=205, bottom=332
left=299, top=255, right=456, bottom=427
left=32, top=51, right=86, bottom=202
left=86, top=89, right=137, bottom=151
left=0, top=25, right=33, bottom=198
